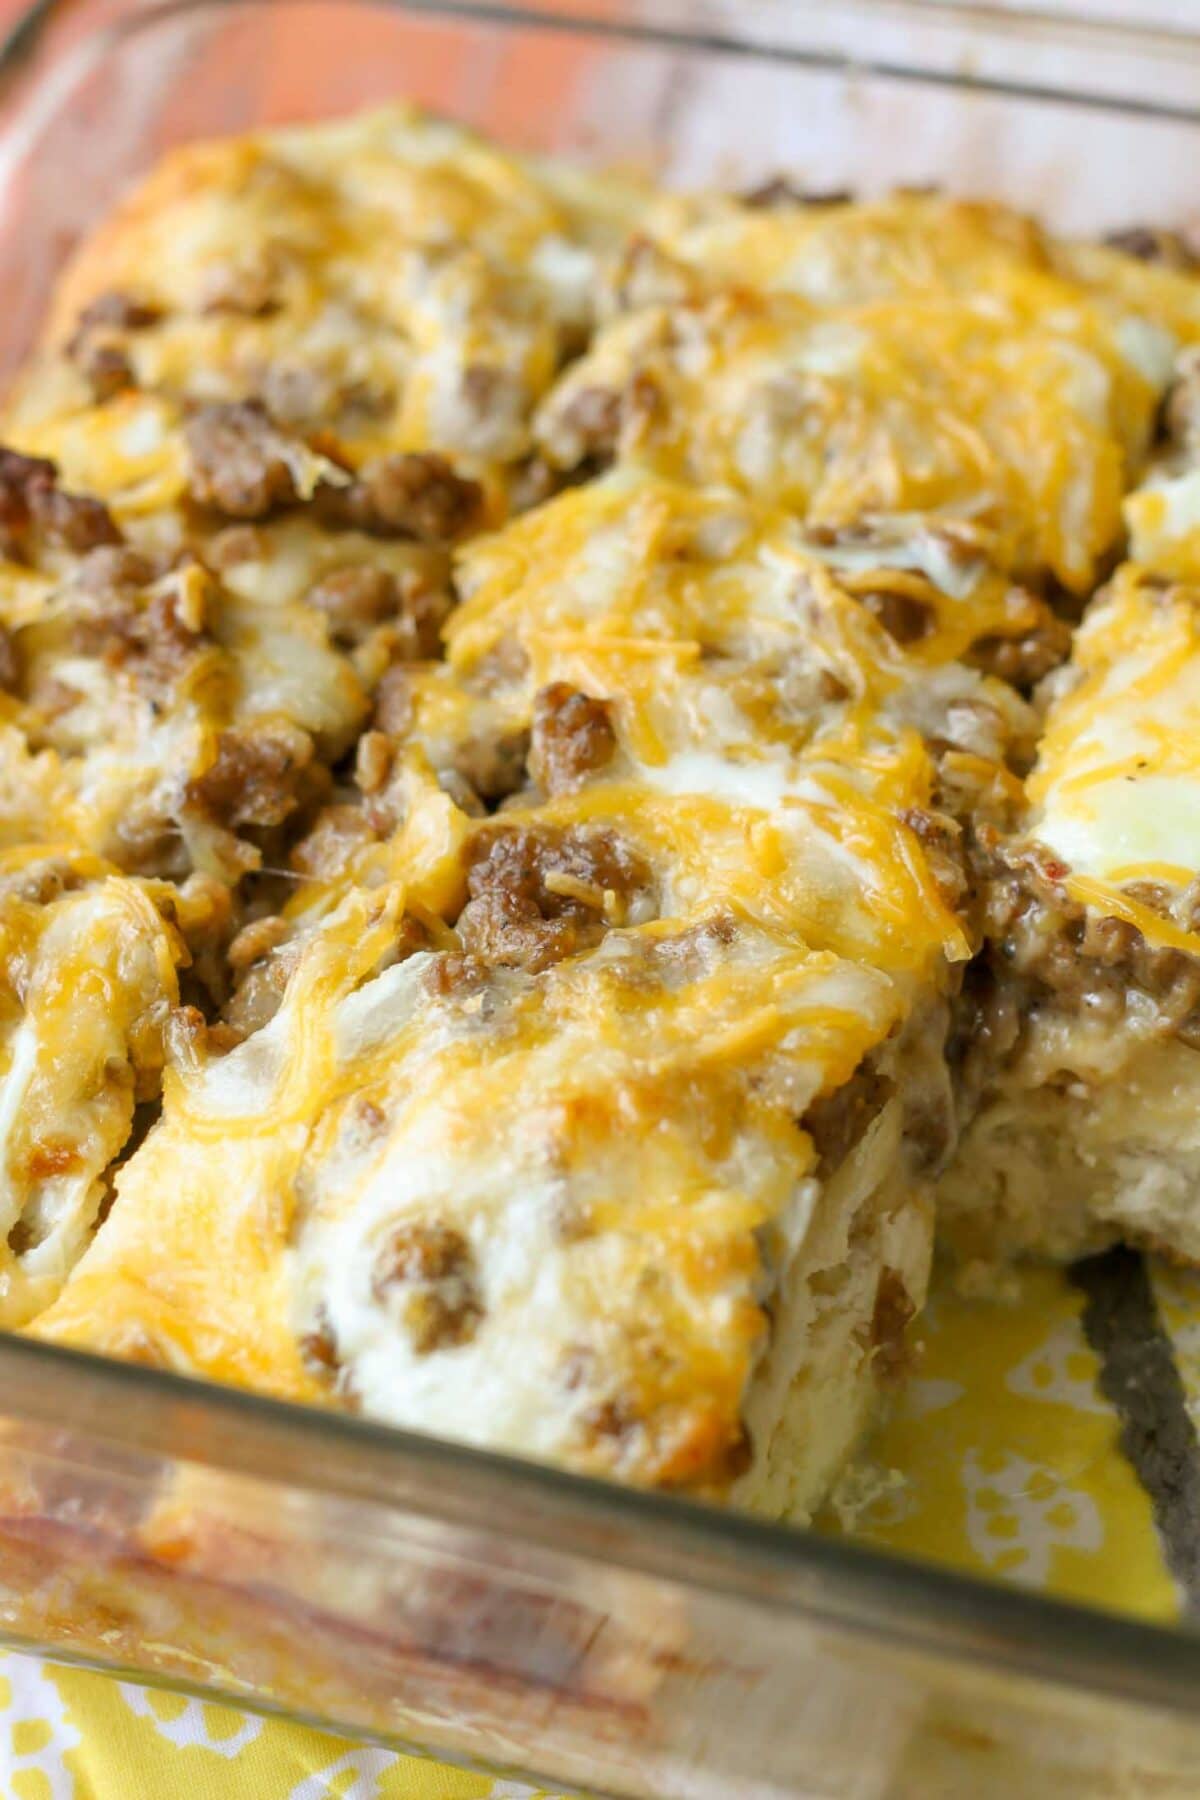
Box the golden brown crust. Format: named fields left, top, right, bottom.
left=47, top=140, right=250, bottom=347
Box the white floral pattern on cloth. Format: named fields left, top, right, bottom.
left=117, top=1686, right=265, bottom=1759
left=0, top=1264, right=1188, bottom=1797
left=1006, top=1318, right=1109, bottom=1416
left=0, top=1649, right=82, bottom=1799
left=284, top=1747, right=415, bottom=1798
left=961, top=1448, right=1104, bottom=1586
left=0, top=1648, right=578, bottom=1799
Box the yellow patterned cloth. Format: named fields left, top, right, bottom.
left=0, top=1260, right=1189, bottom=1796
left=819, top=1261, right=1182, bottom=1618
left=0, top=1654, right=574, bottom=1798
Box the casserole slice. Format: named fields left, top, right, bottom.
left=235, top=466, right=1038, bottom=1006
left=30, top=469, right=1035, bottom=1516
left=0, top=410, right=450, bottom=881
left=534, top=275, right=1165, bottom=597
left=938, top=320, right=1200, bottom=1268
left=7, top=105, right=649, bottom=511
left=32, top=886, right=938, bottom=1514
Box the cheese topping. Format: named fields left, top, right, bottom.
left=35, top=883, right=904, bottom=1486
left=9, top=105, right=1200, bottom=1498
left=536, top=284, right=1163, bottom=593
left=8, top=107, right=650, bottom=491
left=283, top=469, right=1038, bottom=970
left=32, top=466, right=1026, bottom=1480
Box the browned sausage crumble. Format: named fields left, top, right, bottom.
left=184, top=402, right=308, bottom=519
left=370, top=1222, right=483, bottom=1353
left=456, top=824, right=653, bottom=972
left=529, top=682, right=618, bottom=795
left=0, top=447, right=121, bottom=559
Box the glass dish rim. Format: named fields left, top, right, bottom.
left=6, top=1331, right=1200, bottom=1718
left=0, top=0, right=1197, bottom=1729
left=7, top=0, right=1200, bottom=128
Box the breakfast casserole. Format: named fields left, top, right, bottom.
left=4, top=103, right=1200, bottom=1521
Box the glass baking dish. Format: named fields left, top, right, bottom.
left=3, top=2, right=1200, bottom=1794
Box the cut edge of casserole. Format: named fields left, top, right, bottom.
left=939, top=544, right=1200, bottom=1271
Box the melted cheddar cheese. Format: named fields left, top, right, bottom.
left=8, top=107, right=650, bottom=494
left=285, top=467, right=1033, bottom=923
left=0, top=510, right=353, bottom=882
left=32, top=468, right=1023, bottom=1487
left=536, top=283, right=1165, bottom=594
left=35, top=888, right=909, bottom=1487
left=10, top=105, right=1200, bottom=1501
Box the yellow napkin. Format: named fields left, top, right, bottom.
left=819, top=1259, right=1181, bottom=1618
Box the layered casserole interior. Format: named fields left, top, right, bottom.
left=3, top=106, right=1200, bottom=1518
